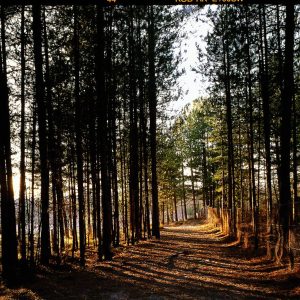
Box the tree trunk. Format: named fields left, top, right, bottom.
left=181, top=163, right=187, bottom=220
left=279, top=3, right=294, bottom=266
left=96, top=6, right=112, bottom=260
left=32, top=4, right=51, bottom=265
left=43, top=8, right=65, bottom=254
left=173, top=192, right=178, bottom=222
left=73, top=5, right=86, bottom=266
left=30, top=104, right=37, bottom=266
left=259, top=4, right=273, bottom=246
left=19, top=5, right=27, bottom=266
left=222, top=8, right=236, bottom=235
left=292, top=95, right=297, bottom=223
left=190, top=164, right=197, bottom=219
left=245, top=7, right=258, bottom=251
left=0, top=7, right=17, bottom=283
left=203, top=143, right=209, bottom=207
left=128, top=7, right=140, bottom=244
left=148, top=6, right=160, bottom=238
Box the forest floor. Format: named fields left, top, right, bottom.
left=1, top=219, right=300, bottom=299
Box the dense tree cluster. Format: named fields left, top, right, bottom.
left=1, top=2, right=299, bottom=287
left=159, top=4, right=299, bottom=268
left=0, top=4, right=182, bottom=284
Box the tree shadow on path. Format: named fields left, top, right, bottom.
left=2, top=220, right=300, bottom=299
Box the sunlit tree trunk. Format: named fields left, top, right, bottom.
left=181, top=163, right=187, bottom=220
left=190, top=164, right=197, bottom=219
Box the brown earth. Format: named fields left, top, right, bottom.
left=1, top=219, right=300, bottom=299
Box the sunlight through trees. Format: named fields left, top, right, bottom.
left=0, top=4, right=299, bottom=298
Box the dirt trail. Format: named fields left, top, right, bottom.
left=2, top=220, right=300, bottom=299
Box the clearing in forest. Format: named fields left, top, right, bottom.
left=2, top=219, right=300, bottom=299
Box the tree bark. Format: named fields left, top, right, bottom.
left=19, top=4, right=27, bottom=266
left=32, top=4, right=51, bottom=265
left=259, top=4, right=273, bottom=240
left=73, top=5, right=86, bottom=266
left=245, top=7, right=258, bottom=251
left=279, top=3, right=294, bottom=264
left=0, top=6, right=17, bottom=283
left=148, top=6, right=160, bottom=238
left=181, top=163, right=187, bottom=220
left=96, top=6, right=112, bottom=260
left=222, top=8, right=236, bottom=235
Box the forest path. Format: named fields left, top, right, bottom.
left=3, top=219, right=300, bottom=299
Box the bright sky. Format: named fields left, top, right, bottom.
left=170, top=5, right=213, bottom=115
